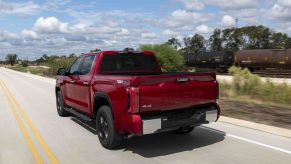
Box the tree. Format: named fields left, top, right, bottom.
left=271, top=32, right=288, bottom=49
left=242, top=26, right=272, bottom=49
left=284, top=37, right=291, bottom=49
left=190, top=34, right=205, bottom=53
left=182, top=37, right=191, bottom=53
left=68, top=53, right=77, bottom=58
left=5, top=54, right=18, bottom=66
left=21, top=60, right=28, bottom=67
left=222, top=28, right=242, bottom=51
left=42, top=54, right=49, bottom=61
left=209, top=28, right=223, bottom=51
left=90, top=48, right=101, bottom=52
left=182, top=34, right=205, bottom=54
left=140, top=44, right=185, bottom=72
left=167, top=37, right=181, bottom=49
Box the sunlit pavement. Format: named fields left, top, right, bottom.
left=1, top=67, right=291, bottom=164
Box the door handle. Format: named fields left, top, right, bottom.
left=83, top=81, right=89, bottom=85
left=70, top=80, right=75, bottom=84
left=177, top=77, right=189, bottom=83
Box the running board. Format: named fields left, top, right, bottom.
left=64, top=107, right=92, bottom=122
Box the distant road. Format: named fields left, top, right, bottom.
left=217, top=75, right=291, bottom=85
left=1, top=67, right=291, bottom=164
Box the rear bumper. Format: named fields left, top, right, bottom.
left=122, top=103, right=220, bottom=136
left=205, top=110, right=218, bottom=123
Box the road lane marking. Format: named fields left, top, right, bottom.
left=0, top=79, right=59, bottom=164
left=0, top=80, right=43, bottom=164
left=200, top=126, right=291, bottom=155
left=227, top=134, right=291, bottom=155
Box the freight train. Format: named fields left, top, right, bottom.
left=183, top=49, right=291, bottom=72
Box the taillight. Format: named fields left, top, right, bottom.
left=216, top=81, right=219, bottom=99
left=128, top=87, right=139, bottom=114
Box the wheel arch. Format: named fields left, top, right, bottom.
left=93, top=92, right=114, bottom=120
left=55, top=81, right=61, bottom=95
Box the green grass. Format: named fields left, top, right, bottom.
left=8, top=56, right=76, bottom=78
left=220, top=66, right=291, bottom=106
left=9, top=65, right=49, bottom=76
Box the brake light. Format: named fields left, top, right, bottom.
left=128, top=87, right=139, bottom=114
left=216, top=81, right=219, bottom=99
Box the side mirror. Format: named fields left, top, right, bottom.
left=57, top=68, right=67, bottom=76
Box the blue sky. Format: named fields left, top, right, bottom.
left=1, top=0, right=291, bottom=60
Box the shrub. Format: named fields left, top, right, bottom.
left=140, top=44, right=185, bottom=72
left=21, top=60, right=28, bottom=67
left=45, top=57, right=76, bottom=76
left=229, top=66, right=261, bottom=95
left=224, top=66, right=291, bottom=105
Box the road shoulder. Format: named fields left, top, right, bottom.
left=219, top=116, right=291, bottom=138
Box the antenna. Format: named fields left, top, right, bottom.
left=235, top=18, right=238, bottom=28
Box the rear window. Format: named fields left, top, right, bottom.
left=100, top=55, right=157, bottom=72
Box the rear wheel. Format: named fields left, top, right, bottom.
left=56, top=91, right=69, bottom=117
left=96, top=106, right=123, bottom=149
left=173, top=126, right=194, bottom=134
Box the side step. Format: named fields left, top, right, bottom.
left=64, top=107, right=92, bottom=122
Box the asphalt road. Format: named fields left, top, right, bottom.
left=1, top=67, right=291, bottom=164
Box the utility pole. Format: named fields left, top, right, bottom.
left=235, top=18, right=238, bottom=28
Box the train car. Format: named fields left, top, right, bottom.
left=183, top=51, right=234, bottom=72
left=235, top=49, right=291, bottom=71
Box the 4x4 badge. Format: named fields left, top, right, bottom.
left=142, top=105, right=152, bottom=108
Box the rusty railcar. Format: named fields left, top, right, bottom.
left=235, top=49, right=291, bottom=70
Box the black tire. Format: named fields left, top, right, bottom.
left=173, top=126, right=194, bottom=134
left=96, top=106, right=123, bottom=149
left=56, top=91, right=70, bottom=117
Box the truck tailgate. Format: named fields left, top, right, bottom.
left=137, top=73, right=218, bottom=113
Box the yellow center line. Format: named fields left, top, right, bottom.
left=0, top=79, right=59, bottom=164
left=0, top=80, right=43, bottom=164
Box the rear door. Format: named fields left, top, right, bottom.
left=137, top=74, right=217, bottom=113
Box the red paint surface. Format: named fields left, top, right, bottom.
left=57, top=51, right=220, bottom=135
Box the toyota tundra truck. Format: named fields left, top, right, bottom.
left=55, top=50, right=220, bottom=149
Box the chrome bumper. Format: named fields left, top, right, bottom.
left=142, top=109, right=218, bottom=135
left=205, top=110, right=218, bottom=123
left=142, top=118, right=161, bottom=135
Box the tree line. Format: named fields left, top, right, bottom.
left=167, top=25, right=291, bottom=53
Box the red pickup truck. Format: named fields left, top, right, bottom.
left=56, top=50, right=220, bottom=149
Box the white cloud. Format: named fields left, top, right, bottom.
left=205, top=0, right=259, bottom=10
left=178, top=0, right=204, bottom=10
left=162, top=29, right=179, bottom=36
left=0, top=31, right=19, bottom=42
left=195, top=24, right=213, bottom=34
left=0, top=1, right=40, bottom=15
left=268, top=4, right=291, bottom=21
left=21, top=30, right=38, bottom=39
left=116, top=28, right=130, bottom=36
left=278, top=0, right=291, bottom=8
left=33, top=17, right=69, bottom=34
left=221, top=15, right=235, bottom=27
left=141, top=32, right=157, bottom=39
left=166, top=10, right=208, bottom=28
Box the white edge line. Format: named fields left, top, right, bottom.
left=226, top=134, right=291, bottom=155
left=200, top=126, right=291, bottom=155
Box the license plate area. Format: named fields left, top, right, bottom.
left=142, top=118, right=161, bottom=135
